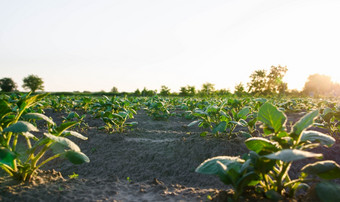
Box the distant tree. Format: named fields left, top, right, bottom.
left=134, top=88, right=141, bottom=96
left=216, top=88, right=231, bottom=96
left=0, top=77, right=17, bottom=92
left=160, top=85, right=171, bottom=96
left=331, top=83, right=340, bottom=97
left=266, top=65, right=288, bottom=94
left=187, top=85, right=196, bottom=96
left=278, top=82, right=288, bottom=95
left=179, top=85, right=196, bottom=96
left=247, top=65, right=288, bottom=95
left=111, top=86, right=118, bottom=93
left=141, top=87, right=156, bottom=96
left=201, top=82, right=215, bottom=95
left=179, top=86, right=188, bottom=96
left=22, top=75, right=44, bottom=92
left=234, top=82, right=245, bottom=97
left=303, top=74, right=333, bottom=97
left=247, top=70, right=267, bottom=95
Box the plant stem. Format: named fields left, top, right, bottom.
left=276, top=162, right=291, bottom=194
left=35, top=153, right=62, bottom=170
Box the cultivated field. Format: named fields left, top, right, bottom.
left=1, top=94, right=340, bottom=201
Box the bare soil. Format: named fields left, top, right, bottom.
left=1, top=110, right=339, bottom=201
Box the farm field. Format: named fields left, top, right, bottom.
left=1, top=94, right=340, bottom=201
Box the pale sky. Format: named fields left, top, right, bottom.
left=1, top=0, right=340, bottom=93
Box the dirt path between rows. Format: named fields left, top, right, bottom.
left=1, top=110, right=339, bottom=201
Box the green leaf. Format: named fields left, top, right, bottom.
left=212, top=121, right=227, bottom=134
left=126, top=121, right=138, bottom=126
left=23, top=113, right=55, bottom=125
left=200, top=131, right=207, bottom=137
left=188, top=120, right=200, bottom=127
left=55, top=121, right=78, bottom=135
left=62, top=131, right=88, bottom=140
left=235, top=172, right=259, bottom=196
left=250, top=151, right=276, bottom=173
left=265, top=190, right=282, bottom=201
left=264, top=149, right=323, bottom=162
left=0, top=147, right=16, bottom=168
left=237, top=107, right=250, bottom=120
left=301, top=160, right=340, bottom=180
left=258, top=102, right=286, bottom=134
left=291, top=110, right=319, bottom=138
left=316, top=182, right=340, bottom=202
left=300, top=130, right=335, bottom=147
left=245, top=137, right=279, bottom=153
left=64, top=150, right=90, bottom=164
left=44, top=133, right=80, bottom=152
left=18, top=93, right=48, bottom=111
left=3, top=121, right=39, bottom=133
left=195, top=156, right=244, bottom=175
left=0, top=99, right=11, bottom=119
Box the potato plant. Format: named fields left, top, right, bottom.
left=91, top=96, right=138, bottom=133
left=317, top=107, right=340, bottom=137
left=196, top=102, right=340, bottom=201
left=0, top=93, right=89, bottom=181
left=144, top=97, right=173, bottom=120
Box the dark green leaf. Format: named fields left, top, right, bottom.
left=195, top=156, right=244, bottom=175
left=3, top=121, right=38, bottom=133
left=236, top=172, right=259, bottom=196
left=23, top=113, right=54, bottom=125
left=0, top=147, right=16, bottom=168
left=44, top=133, right=80, bottom=152
left=302, top=160, right=340, bottom=180
left=212, top=121, right=227, bottom=134
left=64, top=150, right=90, bottom=164
left=316, top=182, right=340, bottom=202
left=0, top=99, right=11, bottom=119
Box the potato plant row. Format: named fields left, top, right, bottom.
left=1, top=92, right=340, bottom=201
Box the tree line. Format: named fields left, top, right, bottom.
left=2, top=66, right=340, bottom=97
left=0, top=75, right=44, bottom=93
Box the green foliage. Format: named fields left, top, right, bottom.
left=0, top=93, right=89, bottom=181
left=91, top=96, right=138, bottom=133
left=68, top=172, right=79, bottom=179
left=0, top=77, right=17, bottom=92
left=22, top=75, right=44, bottom=92
left=144, top=97, right=172, bottom=120
left=196, top=102, right=340, bottom=200
left=317, top=107, right=340, bottom=137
